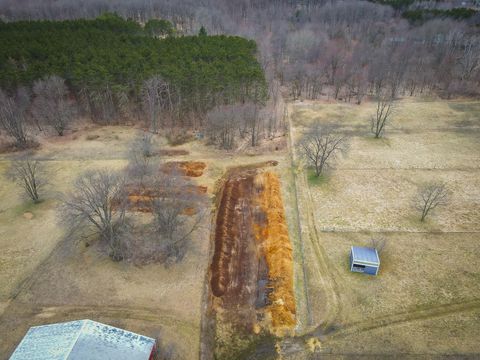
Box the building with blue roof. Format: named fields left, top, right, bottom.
left=9, top=319, right=156, bottom=360
left=350, top=246, right=380, bottom=275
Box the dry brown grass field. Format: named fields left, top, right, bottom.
left=0, top=98, right=479, bottom=359
left=287, top=98, right=480, bottom=358
left=0, top=124, right=295, bottom=359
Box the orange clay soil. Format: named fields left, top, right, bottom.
left=208, top=163, right=295, bottom=336
left=124, top=184, right=207, bottom=213
left=253, top=171, right=296, bottom=333
left=161, top=161, right=206, bottom=177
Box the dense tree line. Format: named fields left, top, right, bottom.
left=0, top=0, right=479, bottom=147
left=0, top=14, right=266, bottom=126
left=403, top=8, right=478, bottom=22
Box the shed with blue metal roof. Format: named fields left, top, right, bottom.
left=350, top=246, right=380, bottom=275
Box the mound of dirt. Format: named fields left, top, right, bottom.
left=208, top=164, right=295, bottom=338
left=161, top=161, right=206, bottom=177
left=254, top=171, right=296, bottom=331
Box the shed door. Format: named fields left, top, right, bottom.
left=352, top=263, right=366, bottom=273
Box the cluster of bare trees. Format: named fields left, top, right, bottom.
left=1, top=1, right=478, bottom=152
left=0, top=88, right=29, bottom=148
left=57, top=134, right=206, bottom=263
left=32, top=75, right=75, bottom=136
left=1, top=1, right=479, bottom=105
left=142, top=76, right=175, bottom=133
left=0, top=75, right=76, bottom=148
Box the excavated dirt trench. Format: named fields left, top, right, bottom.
left=205, top=162, right=296, bottom=358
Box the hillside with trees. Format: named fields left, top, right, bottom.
left=0, top=14, right=266, bottom=125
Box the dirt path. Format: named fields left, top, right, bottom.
left=329, top=298, right=480, bottom=338
left=286, top=103, right=342, bottom=330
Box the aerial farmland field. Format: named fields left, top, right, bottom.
left=286, top=98, right=480, bottom=358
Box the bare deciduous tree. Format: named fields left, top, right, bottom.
left=32, top=75, right=74, bottom=136
left=142, top=76, right=174, bottom=133
left=415, top=182, right=450, bottom=222
left=7, top=157, right=46, bottom=203
left=60, top=170, right=129, bottom=261
left=152, top=173, right=206, bottom=263
left=0, top=89, right=29, bottom=148
left=299, top=125, right=348, bottom=177
left=371, top=90, right=395, bottom=139
left=127, top=132, right=155, bottom=184
left=206, top=104, right=241, bottom=150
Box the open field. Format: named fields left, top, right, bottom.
left=287, top=98, right=480, bottom=357
left=0, top=124, right=297, bottom=359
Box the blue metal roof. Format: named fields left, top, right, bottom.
left=9, top=320, right=155, bottom=360
left=351, top=246, right=380, bottom=265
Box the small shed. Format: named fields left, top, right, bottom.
left=9, top=319, right=156, bottom=360
left=350, top=246, right=380, bottom=275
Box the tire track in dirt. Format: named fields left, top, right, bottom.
left=325, top=298, right=480, bottom=339
left=33, top=304, right=188, bottom=325
left=287, top=103, right=342, bottom=330
left=301, top=170, right=343, bottom=328
left=278, top=299, right=480, bottom=358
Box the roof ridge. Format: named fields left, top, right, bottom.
left=65, top=319, right=88, bottom=360
left=87, top=319, right=156, bottom=343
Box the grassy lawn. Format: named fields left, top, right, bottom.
left=290, top=98, right=480, bottom=356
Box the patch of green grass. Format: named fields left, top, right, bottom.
left=215, top=331, right=277, bottom=360
left=448, top=102, right=480, bottom=114
left=307, top=168, right=328, bottom=186
left=364, top=135, right=392, bottom=146
left=11, top=199, right=45, bottom=216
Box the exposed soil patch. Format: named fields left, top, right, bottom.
left=157, top=149, right=189, bottom=156
left=161, top=161, right=206, bottom=177
left=124, top=184, right=207, bottom=213
left=206, top=163, right=295, bottom=358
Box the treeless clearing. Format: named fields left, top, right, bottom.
left=286, top=98, right=480, bottom=357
